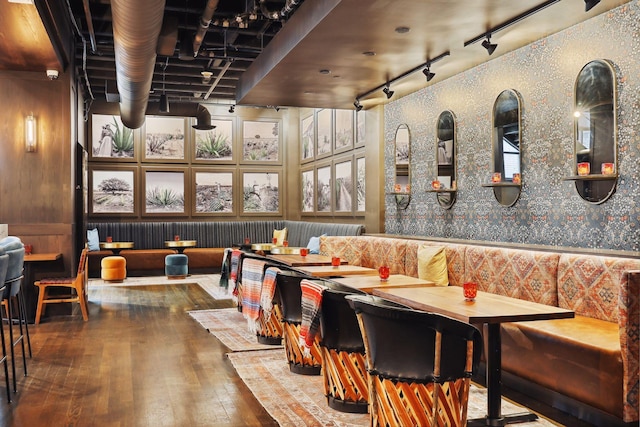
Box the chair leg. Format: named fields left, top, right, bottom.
left=4, top=299, right=17, bottom=393
left=34, top=286, right=46, bottom=325
left=17, top=287, right=32, bottom=357
left=0, top=318, right=10, bottom=403
left=12, top=296, right=28, bottom=377
left=77, top=285, right=89, bottom=321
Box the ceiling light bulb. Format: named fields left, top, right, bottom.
left=201, top=71, right=213, bottom=78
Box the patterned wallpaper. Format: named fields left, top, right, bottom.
left=384, top=1, right=640, bottom=253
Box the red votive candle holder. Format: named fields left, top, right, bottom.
left=272, top=237, right=278, bottom=245
left=174, top=235, right=180, bottom=241
left=601, top=163, right=615, bottom=175
left=463, top=282, right=478, bottom=301
left=378, top=265, right=390, bottom=281
left=24, top=244, right=33, bottom=255
left=512, top=173, right=521, bottom=184
left=106, top=236, right=113, bottom=243
left=577, top=162, right=590, bottom=176
left=431, top=180, right=441, bottom=190
left=244, top=237, right=251, bottom=245
left=300, top=248, right=308, bottom=257
left=283, top=240, right=289, bottom=247
left=331, top=256, right=341, bottom=267
left=491, top=172, right=502, bottom=183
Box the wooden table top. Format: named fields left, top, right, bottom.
left=331, top=274, right=435, bottom=293
left=251, top=243, right=274, bottom=251
left=373, top=286, right=574, bottom=324
left=269, top=246, right=304, bottom=255
left=164, top=240, right=197, bottom=248
left=100, top=241, right=134, bottom=250
left=24, top=253, right=62, bottom=262
left=266, top=253, right=347, bottom=267
left=296, top=265, right=378, bottom=278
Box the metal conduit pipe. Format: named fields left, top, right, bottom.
left=192, top=0, right=220, bottom=58
left=111, top=0, right=166, bottom=129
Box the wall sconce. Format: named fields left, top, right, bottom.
left=25, top=114, right=37, bottom=152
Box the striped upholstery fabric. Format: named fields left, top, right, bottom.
left=87, top=221, right=364, bottom=250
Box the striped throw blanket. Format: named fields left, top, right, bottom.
left=230, top=249, right=243, bottom=297
left=260, top=266, right=281, bottom=322
left=300, top=279, right=328, bottom=356
left=241, top=258, right=267, bottom=333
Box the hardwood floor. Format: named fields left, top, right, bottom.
left=0, top=282, right=278, bottom=427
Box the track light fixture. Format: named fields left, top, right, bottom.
left=383, top=85, right=394, bottom=99
left=159, top=58, right=169, bottom=112
left=229, top=105, right=235, bottom=113
left=423, top=65, right=435, bottom=82
left=584, top=0, right=600, bottom=11
left=354, top=99, right=363, bottom=112
left=273, top=106, right=280, bottom=112
left=482, top=35, right=498, bottom=55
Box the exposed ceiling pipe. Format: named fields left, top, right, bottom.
left=80, top=0, right=97, bottom=53
left=204, top=61, right=232, bottom=100
left=111, top=0, right=166, bottom=129
left=192, top=0, right=220, bottom=58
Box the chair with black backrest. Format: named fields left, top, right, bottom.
left=274, top=269, right=322, bottom=375
left=34, top=248, right=89, bottom=325
left=0, top=236, right=30, bottom=393
left=319, top=282, right=369, bottom=413
left=347, top=294, right=483, bottom=427
left=0, top=252, right=12, bottom=402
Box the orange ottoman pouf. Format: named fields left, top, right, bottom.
left=101, top=256, right=126, bottom=282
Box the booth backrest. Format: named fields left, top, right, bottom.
left=87, top=220, right=365, bottom=250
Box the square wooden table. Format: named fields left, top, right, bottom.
left=295, top=265, right=377, bottom=278
left=330, top=274, right=435, bottom=293
left=372, top=286, right=574, bottom=426
left=266, top=253, right=347, bottom=267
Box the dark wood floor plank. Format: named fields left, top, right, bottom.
left=0, top=282, right=277, bottom=427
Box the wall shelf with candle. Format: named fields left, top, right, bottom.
left=562, top=174, right=618, bottom=181
left=481, top=182, right=522, bottom=188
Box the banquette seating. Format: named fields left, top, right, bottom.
left=319, top=235, right=640, bottom=426
left=86, top=220, right=364, bottom=277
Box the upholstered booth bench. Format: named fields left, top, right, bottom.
left=319, top=235, right=640, bottom=427
left=86, top=221, right=364, bottom=278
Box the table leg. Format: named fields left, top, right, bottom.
left=468, top=323, right=538, bottom=426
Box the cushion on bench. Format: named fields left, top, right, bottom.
left=183, top=248, right=225, bottom=269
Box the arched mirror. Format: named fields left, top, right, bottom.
left=571, top=59, right=617, bottom=204
left=433, top=110, right=457, bottom=209
left=393, top=124, right=411, bottom=209
left=485, top=89, right=522, bottom=207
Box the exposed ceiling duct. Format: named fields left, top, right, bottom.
left=111, top=0, right=166, bottom=129
left=192, top=0, right=220, bottom=58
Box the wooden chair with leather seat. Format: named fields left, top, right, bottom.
left=347, top=294, right=483, bottom=427
left=34, top=248, right=89, bottom=325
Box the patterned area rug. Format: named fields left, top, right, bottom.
left=90, top=274, right=233, bottom=300
left=188, top=307, right=283, bottom=352
left=227, top=349, right=559, bottom=427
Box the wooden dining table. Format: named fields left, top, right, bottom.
left=372, top=286, right=574, bottom=426
left=23, top=252, right=64, bottom=323
left=295, top=264, right=377, bottom=277
left=266, top=253, right=347, bottom=267
left=330, top=274, right=435, bottom=293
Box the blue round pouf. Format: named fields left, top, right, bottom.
left=165, top=254, right=188, bottom=278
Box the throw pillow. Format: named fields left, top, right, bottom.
left=0, top=236, right=23, bottom=251
left=306, top=233, right=327, bottom=254
left=417, top=245, right=449, bottom=286
left=273, top=228, right=287, bottom=245
left=87, top=228, right=100, bottom=251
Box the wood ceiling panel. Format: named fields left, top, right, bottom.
left=0, top=2, right=59, bottom=72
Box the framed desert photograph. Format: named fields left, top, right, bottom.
left=89, top=166, right=137, bottom=216
left=242, top=120, right=281, bottom=163
left=355, top=155, right=366, bottom=213
left=334, top=109, right=353, bottom=153
left=355, top=110, right=366, bottom=147
left=316, top=164, right=332, bottom=213
left=143, top=116, right=186, bottom=162
left=334, top=158, right=353, bottom=213
left=242, top=170, right=281, bottom=215
left=301, top=168, right=314, bottom=213
left=143, top=168, right=187, bottom=216
left=90, top=114, right=135, bottom=160
left=193, top=169, right=235, bottom=215
left=193, top=118, right=234, bottom=163
left=301, top=113, right=315, bottom=162
left=316, top=109, right=332, bottom=158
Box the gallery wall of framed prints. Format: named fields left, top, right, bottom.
left=87, top=111, right=284, bottom=220
left=299, top=108, right=366, bottom=217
